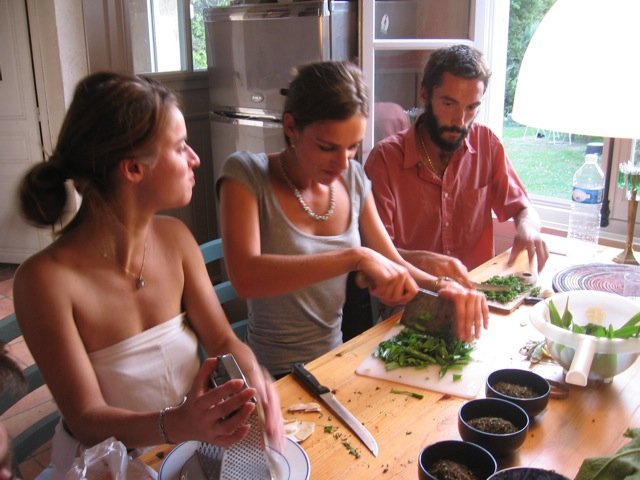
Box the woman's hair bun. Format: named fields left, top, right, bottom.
left=19, top=160, right=68, bottom=227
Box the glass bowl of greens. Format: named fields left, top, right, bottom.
left=529, top=290, right=640, bottom=386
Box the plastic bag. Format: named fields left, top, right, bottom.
left=64, top=437, right=157, bottom=480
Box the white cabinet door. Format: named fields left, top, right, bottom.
left=0, top=0, right=50, bottom=263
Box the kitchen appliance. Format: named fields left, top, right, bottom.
left=205, top=1, right=357, bottom=212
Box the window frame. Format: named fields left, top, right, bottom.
left=121, top=0, right=193, bottom=74
left=104, top=0, right=633, bottom=245
left=360, top=0, right=632, bottom=245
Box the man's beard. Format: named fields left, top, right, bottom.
left=422, top=101, right=470, bottom=152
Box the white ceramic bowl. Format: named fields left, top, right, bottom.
left=529, top=290, right=640, bottom=386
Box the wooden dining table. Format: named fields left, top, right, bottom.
left=141, top=235, right=640, bottom=479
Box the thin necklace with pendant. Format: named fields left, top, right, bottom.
left=417, top=125, right=442, bottom=178
left=279, top=154, right=336, bottom=221
left=133, top=240, right=147, bottom=289
left=105, top=238, right=148, bottom=289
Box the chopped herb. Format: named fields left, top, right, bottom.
left=390, top=388, right=424, bottom=399
left=324, top=425, right=334, bottom=433
left=374, top=327, right=474, bottom=378
left=482, top=275, right=530, bottom=303
left=453, top=373, right=462, bottom=382
left=342, top=440, right=361, bottom=458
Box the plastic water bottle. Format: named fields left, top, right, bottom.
left=566, top=153, right=605, bottom=259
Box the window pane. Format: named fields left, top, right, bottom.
left=373, top=49, right=429, bottom=143
left=129, top=0, right=184, bottom=73
left=503, top=0, right=603, bottom=202
left=374, top=0, right=470, bottom=40
left=503, top=122, right=602, bottom=201
left=191, top=0, right=208, bottom=71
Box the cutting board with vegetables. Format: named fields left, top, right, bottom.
left=485, top=289, right=533, bottom=314
left=473, top=250, right=540, bottom=314
left=355, top=325, right=499, bottom=399
left=478, top=271, right=539, bottom=314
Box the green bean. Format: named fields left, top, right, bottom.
left=374, top=327, right=474, bottom=379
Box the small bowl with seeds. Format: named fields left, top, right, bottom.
left=488, top=467, right=570, bottom=479
left=485, top=368, right=551, bottom=420
left=458, top=398, right=529, bottom=457
left=418, top=440, right=497, bottom=480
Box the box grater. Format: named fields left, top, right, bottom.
left=194, top=354, right=273, bottom=479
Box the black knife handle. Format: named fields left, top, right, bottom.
left=292, top=362, right=330, bottom=395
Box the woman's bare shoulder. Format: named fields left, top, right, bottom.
left=13, top=239, right=82, bottom=313
left=152, top=215, right=194, bottom=242
left=152, top=215, right=200, bottom=255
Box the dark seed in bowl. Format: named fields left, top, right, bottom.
left=493, top=381, right=538, bottom=399
left=429, top=459, right=479, bottom=480
left=468, top=416, right=517, bottom=434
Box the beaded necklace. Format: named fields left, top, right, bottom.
left=279, top=155, right=336, bottom=222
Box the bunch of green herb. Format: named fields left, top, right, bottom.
left=373, top=327, right=474, bottom=378
left=482, top=275, right=529, bottom=303
left=575, top=428, right=640, bottom=479
left=548, top=299, right=640, bottom=339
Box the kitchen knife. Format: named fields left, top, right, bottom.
left=353, top=272, right=455, bottom=336
left=292, top=362, right=379, bottom=457
left=471, top=282, right=511, bottom=293
left=400, top=288, right=456, bottom=336
left=355, top=270, right=509, bottom=293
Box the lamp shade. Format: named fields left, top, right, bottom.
left=512, top=0, right=640, bottom=139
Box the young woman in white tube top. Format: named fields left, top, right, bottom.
left=13, top=72, right=283, bottom=479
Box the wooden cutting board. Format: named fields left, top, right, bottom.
left=355, top=325, right=501, bottom=399
left=486, top=290, right=532, bottom=314
left=472, top=249, right=539, bottom=314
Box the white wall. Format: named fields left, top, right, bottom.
left=28, top=0, right=88, bottom=154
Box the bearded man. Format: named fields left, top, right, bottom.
left=365, top=44, right=548, bottom=280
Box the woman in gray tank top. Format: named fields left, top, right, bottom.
left=218, top=61, right=489, bottom=377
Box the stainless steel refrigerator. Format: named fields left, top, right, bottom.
left=205, top=0, right=357, bottom=187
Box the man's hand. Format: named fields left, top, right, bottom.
left=508, top=208, right=549, bottom=271
left=398, top=249, right=473, bottom=288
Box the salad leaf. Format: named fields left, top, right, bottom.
left=574, top=428, right=640, bottom=479
left=547, top=300, right=640, bottom=339
left=548, top=299, right=563, bottom=327
left=561, top=298, right=573, bottom=328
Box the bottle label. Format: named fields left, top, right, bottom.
left=572, top=186, right=603, bottom=204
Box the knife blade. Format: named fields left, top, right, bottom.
left=471, top=282, right=512, bottom=293
left=400, top=288, right=455, bottom=336
left=292, top=362, right=379, bottom=457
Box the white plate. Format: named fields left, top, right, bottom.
left=158, top=437, right=310, bottom=480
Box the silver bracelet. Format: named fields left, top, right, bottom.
left=434, top=276, right=452, bottom=291
left=158, top=396, right=186, bottom=444
left=158, top=406, right=173, bottom=444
